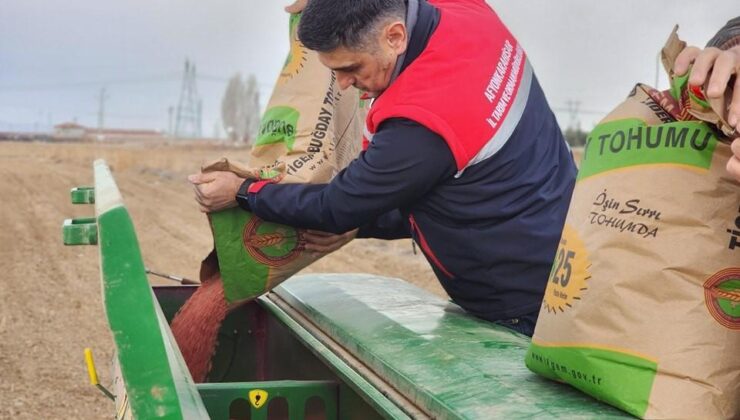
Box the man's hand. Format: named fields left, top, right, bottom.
left=303, top=229, right=357, bottom=253
left=675, top=45, right=740, bottom=130
left=285, top=0, right=307, bottom=14
left=188, top=171, right=245, bottom=213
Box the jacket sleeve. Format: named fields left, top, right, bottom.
left=706, top=16, right=740, bottom=49
left=243, top=118, right=456, bottom=234
left=357, top=208, right=411, bottom=240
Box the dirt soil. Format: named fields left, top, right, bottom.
left=0, top=140, right=442, bottom=419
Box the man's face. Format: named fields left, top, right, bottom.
left=317, top=22, right=407, bottom=98
left=318, top=45, right=395, bottom=98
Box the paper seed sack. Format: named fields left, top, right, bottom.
left=525, top=28, right=740, bottom=418
left=206, top=13, right=365, bottom=303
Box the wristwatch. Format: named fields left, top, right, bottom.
left=235, top=179, right=254, bottom=211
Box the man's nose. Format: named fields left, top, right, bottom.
left=336, top=73, right=354, bottom=90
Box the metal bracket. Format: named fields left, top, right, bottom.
left=71, top=186, right=95, bottom=204
left=62, top=218, right=98, bottom=245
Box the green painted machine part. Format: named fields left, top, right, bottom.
left=71, top=186, right=96, bottom=204
left=65, top=160, right=210, bottom=419
left=154, top=285, right=397, bottom=419
left=197, top=381, right=337, bottom=420
left=63, top=160, right=632, bottom=419
left=62, top=217, right=98, bottom=245
left=272, top=275, right=631, bottom=419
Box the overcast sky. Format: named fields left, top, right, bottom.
left=0, top=1, right=737, bottom=135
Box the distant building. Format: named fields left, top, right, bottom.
left=54, top=122, right=86, bottom=139
left=0, top=131, right=51, bottom=142
left=90, top=127, right=163, bottom=142
left=52, top=122, right=165, bottom=142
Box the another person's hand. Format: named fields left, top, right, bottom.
left=303, top=229, right=357, bottom=253
left=675, top=45, right=740, bottom=183
left=674, top=45, right=740, bottom=130
left=728, top=139, right=740, bottom=182
left=285, top=0, right=307, bottom=14
left=188, top=171, right=245, bottom=213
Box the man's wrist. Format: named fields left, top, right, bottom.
left=235, top=179, right=254, bottom=211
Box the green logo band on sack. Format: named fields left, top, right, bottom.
left=578, top=119, right=718, bottom=180
left=525, top=341, right=657, bottom=418
left=255, top=106, right=300, bottom=151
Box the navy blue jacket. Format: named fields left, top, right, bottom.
left=240, top=1, right=576, bottom=321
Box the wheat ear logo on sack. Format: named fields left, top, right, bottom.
left=704, top=268, right=740, bottom=329
left=242, top=218, right=305, bottom=267
left=279, top=14, right=308, bottom=82
left=543, top=224, right=591, bottom=313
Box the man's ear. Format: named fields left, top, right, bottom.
left=385, top=21, right=408, bottom=56
left=285, top=0, right=307, bottom=14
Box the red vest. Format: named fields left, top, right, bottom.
left=364, top=0, right=530, bottom=172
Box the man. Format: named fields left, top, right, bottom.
left=674, top=17, right=740, bottom=181
left=190, top=0, right=576, bottom=336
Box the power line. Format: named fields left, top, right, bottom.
left=551, top=106, right=607, bottom=116
left=0, top=73, right=181, bottom=92
left=0, top=72, right=275, bottom=92
left=197, top=73, right=229, bottom=82
left=198, top=73, right=274, bottom=89
left=84, top=112, right=163, bottom=121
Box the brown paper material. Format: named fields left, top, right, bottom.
left=526, top=28, right=740, bottom=419
left=201, top=13, right=366, bottom=304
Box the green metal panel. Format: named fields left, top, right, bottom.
left=273, top=274, right=632, bottom=419
left=153, top=286, right=387, bottom=420
left=258, top=296, right=412, bottom=420
left=197, top=381, right=337, bottom=420
left=62, top=217, right=98, bottom=245
left=92, top=160, right=210, bottom=419
left=71, top=186, right=96, bottom=204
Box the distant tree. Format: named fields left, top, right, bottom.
left=221, top=74, right=244, bottom=143
left=563, top=126, right=588, bottom=148
left=243, top=74, right=261, bottom=144
left=221, top=73, right=260, bottom=145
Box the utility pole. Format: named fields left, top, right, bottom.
left=565, top=99, right=581, bottom=131
left=34, top=109, right=41, bottom=132
left=213, top=120, right=221, bottom=140
left=174, top=59, right=203, bottom=139
left=168, top=106, right=174, bottom=137
left=97, top=87, right=109, bottom=141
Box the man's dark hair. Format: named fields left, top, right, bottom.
left=298, top=0, right=407, bottom=52
left=706, top=17, right=740, bottom=50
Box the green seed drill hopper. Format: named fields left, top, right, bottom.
left=63, top=160, right=629, bottom=419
